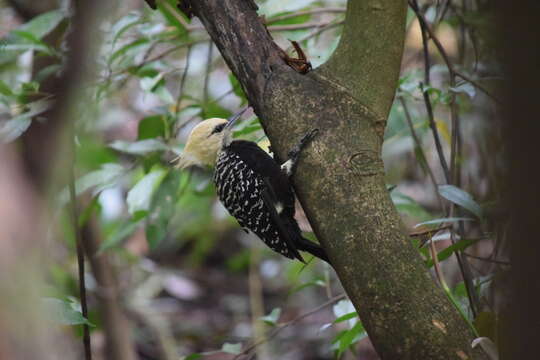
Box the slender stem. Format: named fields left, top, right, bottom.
left=203, top=41, right=213, bottom=106
left=428, top=237, right=447, bottom=290
left=414, top=0, right=431, bottom=85
left=411, top=0, right=480, bottom=318
left=173, top=44, right=193, bottom=136
left=248, top=247, right=270, bottom=360
left=176, top=44, right=192, bottom=111
left=68, top=140, right=92, bottom=360
left=265, top=7, right=346, bottom=24
left=234, top=294, right=346, bottom=359
left=400, top=97, right=444, bottom=211
left=420, top=82, right=451, bottom=184
left=464, top=253, right=510, bottom=266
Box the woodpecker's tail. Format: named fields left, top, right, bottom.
left=297, top=236, right=331, bottom=265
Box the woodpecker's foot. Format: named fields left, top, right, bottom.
left=282, top=128, right=319, bottom=176
left=287, top=128, right=319, bottom=159
left=278, top=41, right=312, bottom=74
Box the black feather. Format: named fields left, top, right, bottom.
left=214, top=140, right=329, bottom=264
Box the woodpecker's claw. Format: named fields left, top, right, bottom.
left=286, top=129, right=319, bottom=161
left=304, top=128, right=319, bottom=142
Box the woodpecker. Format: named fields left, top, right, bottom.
left=176, top=109, right=329, bottom=264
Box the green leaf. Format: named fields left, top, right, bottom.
left=333, top=299, right=358, bottom=329
left=58, top=163, right=125, bottom=205
left=140, top=73, right=165, bottom=92
left=0, top=117, right=31, bottom=143
left=221, top=343, right=242, bottom=355
left=0, top=80, right=14, bottom=97
left=333, top=311, right=358, bottom=324
left=157, top=0, right=189, bottom=33
left=228, top=73, right=247, bottom=105
left=138, top=115, right=167, bottom=140
left=233, top=117, right=262, bottom=137
left=126, top=168, right=168, bottom=214
left=415, top=217, right=475, bottom=228
left=109, top=37, right=150, bottom=65
left=11, top=30, right=56, bottom=55
left=181, top=354, right=202, bottom=360
left=111, top=12, right=143, bottom=46
left=449, top=82, right=476, bottom=99
left=76, top=163, right=125, bottom=195
left=42, top=297, right=94, bottom=326
left=145, top=170, right=181, bottom=248
left=259, top=308, right=281, bottom=326
left=336, top=322, right=365, bottom=357
left=320, top=311, right=359, bottom=333
left=0, top=99, right=52, bottom=143
left=438, top=185, right=483, bottom=218
left=35, top=64, right=62, bottom=83
left=391, top=191, right=432, bottom=221
left=267, top=12, right=312, bottom=26
left=153, top=83, right=175, bottom=104
left=109, top=139, right=169, bottom=155
left=99, top=220, right=141, bottom=252
left=201, top=102, right=231, bottom=119
left=15, top=9, right=65, bottom=39
left=288, top=279, right=325, bottom=294
left=425, top=238, right=480, bottom=268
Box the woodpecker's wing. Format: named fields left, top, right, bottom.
left=228, top=140, right=295, bottom=211
left=226, top=140, right=304, bottom=261
left=260, top=177, right=305, bottom=263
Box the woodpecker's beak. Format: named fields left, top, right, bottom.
left=175, top=152, right=198, bottom=169
left=225, top=107, right=249, bottom=130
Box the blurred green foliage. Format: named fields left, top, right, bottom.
left=0, top=0, right=500, bottom=358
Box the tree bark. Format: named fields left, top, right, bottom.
left=189, top=0, right=486, bottom=358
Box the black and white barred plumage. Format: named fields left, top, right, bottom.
left=214, top=140, right=328, bottom=263
left=176, top=112, right=328, bottom=264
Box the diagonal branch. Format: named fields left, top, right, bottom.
left=189, top=0, right=286, bottom=109
left=161, top=1, right=488, bottom=358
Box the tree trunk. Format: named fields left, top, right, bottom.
left=189, top=0, right=486, bottom=358
left=497, top=0, right=540, bottom=358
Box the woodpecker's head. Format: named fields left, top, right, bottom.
left=176, top=108, right=247, bottom=169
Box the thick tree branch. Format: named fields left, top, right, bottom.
left=318, top=0, right=407, bottom=120
left=183, top=0, right=486, bottom=358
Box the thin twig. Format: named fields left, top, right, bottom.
left=409, top=225, right=451, bottom=238
left=463, top=253, right=510, bottom=266
left=409, top=0, right=501, bottom=104
left=420, top=82, right=451, bottom=183
left=186, top=8, right=346, bottom=31
left=411, top=0, right=480, bottom=318
left=428, top=236, right=448, bottom=290
left=109, top=38, right=208, bottom=78
left=203, top=41, right=213, bottom=106
left=68, top=143, right=92, bottom=360
left=415, top=0, right=431, bottom=85
left=297, top=20, right=344, bottom=43
left=399, top=97, right=445, bottom=211
left=234, top=294, right=346, bottom=359
left=265, top=7, right=346, bottom=24
left=455, top=72, right=501, bottom=105
left=266, top=21, right=338, bottom=31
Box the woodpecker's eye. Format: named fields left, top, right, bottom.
left=211, top=123, right=226, bottom=135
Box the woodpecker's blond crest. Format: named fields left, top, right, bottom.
left=176, top=118, right=228, bottom=169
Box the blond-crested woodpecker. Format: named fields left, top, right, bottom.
left=176, top=109, right=329, bottom=264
